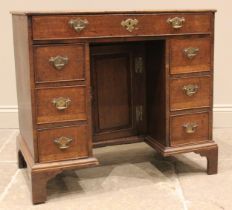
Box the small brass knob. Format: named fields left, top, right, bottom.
left=54, top=136, right=73, bottom=150
left=183, top=84, right=199, bottom=96
left=183, top=47, right=199, bottom=59
left=167, top=17, right=185, bottom=29
left=121, top=18, right=138, bottom=32
left=69, top=18, right=88, bottom=32
left=183, top=123, right=198, bottom=134
left=52, top=97, right=71, bottom=110
left=49, top=56, right=68, bottom=70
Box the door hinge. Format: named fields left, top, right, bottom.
left=135, top=57, right=143, bottom=73
left=136, top=105, right=143, bottom=122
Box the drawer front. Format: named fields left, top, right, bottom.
left=32, top=14, right=211, bottom=40
left=170, top=112, right=210, bottom=146
left=170, top=76, right=211, bottom=111
left=38, top=125, right=89, bottom=162
left=170, top=38, right=211, bottom=74
left=34, top=44, right=85, bottom=83
left=36, top=86, right=87, bottom=124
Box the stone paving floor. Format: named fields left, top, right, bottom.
left=0, top=128, right=231, bottom=210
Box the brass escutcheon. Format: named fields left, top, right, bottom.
left=69, top=18, right=89, bottom=32
left=183, top=122, right=198, bottom=134
left=52, top=97, right=71, bottom=110
left=183, top=84, right=199, bottom=96
left=121, top=18, right=138, bottom=32
left=49, top=56, right=69, bottom=70
left=54, top=136, right=73, bottom=150
left=167, top=17, right=185, bottom=29
left=183, top=47, right=200, bottom=59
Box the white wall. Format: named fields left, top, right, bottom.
left=0, top=0, right=231, bottom=128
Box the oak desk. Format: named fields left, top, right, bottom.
left=12, top=10, right=218, bottom=204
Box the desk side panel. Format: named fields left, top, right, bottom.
left=146, top=41, right=167, bottom=145
left=12, top=15, right=36, bottom=159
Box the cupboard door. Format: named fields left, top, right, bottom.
left=91, top=44, right=146, bottom=142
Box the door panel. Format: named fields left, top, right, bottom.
left=96, top=54, right=131, bottom=131
left=91, top=43, right=145, bottom=142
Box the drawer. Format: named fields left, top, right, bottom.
left=36, top=86, right=87, bottom=124
left=38, top=125, right=89, bottom=162
left=32, top=13, right=211, bottom=40
left=170, top=76, right=211, bottom=111
left=34, top=44, right=85, bottom=83
left=170, top=38, right=211, bottom=74
left=170, top=112, right=210, bottom=146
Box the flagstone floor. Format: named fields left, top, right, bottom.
left=0, top=128, right=231, bottom=210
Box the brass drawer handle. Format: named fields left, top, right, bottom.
left=183, top=47, right=199, bottom=59
left=52, top=97, right=71, bottom=110
left=167, top=17, right=185, bottom=29
left=69, top=18, right=88, bottom=32
left=183, top=84, right=199, bottom=96
left=54, top=136, right=73, bottom=150
left=49, top=56, right=68, bottom=70
left=183, top=122, right=198, bottom=134
left=121, top=18, right=138, bottom=32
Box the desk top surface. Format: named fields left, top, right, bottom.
left=11, top=10, right=216, bottom=16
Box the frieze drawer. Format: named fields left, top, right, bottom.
left=32, top=13, right=212, bottom=40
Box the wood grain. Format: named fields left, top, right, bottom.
left=17, top=134, right=98, bottom=204
left=170, top=112, right=210, bottom=146
left=170, top=75, right=211, bottom=111
left=95, top=55, right=131, bottom=130
left=195, top=145, right=218, bottom=175
left=12, top=15, right=36, bottom=159
left=12, top=11, right=218, bottom=204
left=170, top=37, right=211, bottom=74
left=36, top=86, right=87, bottom=124
left=146, top=41, right=167, bottom=145
left=32, top=13, right=212, bottom=40
left=34, top=44, right=85, bottom=83
left=38, top=125, right=89, bottom=162
left=91, top=44, right=139, bottom=142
